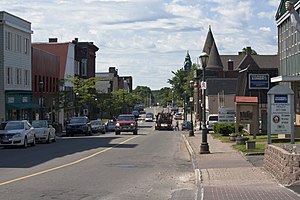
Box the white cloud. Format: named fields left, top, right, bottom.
left=0, top=0, right=279, bottom=90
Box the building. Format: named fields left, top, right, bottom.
left=194, top=27, right=279, bottom=132
left=33, top=38, right=99, bottom=123
left=31, top=47, right=60, bottom=122
left=274, top=0, right=300, bottom=135
left=0, top=11, right=37, bottom=121
left=95, top=67, right=133, bottom=93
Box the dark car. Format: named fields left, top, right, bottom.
left=105, top=120, right=116, bottom=132
left=132, top=110, right=140, bottom=119
left=66, top=116, right=92, bottom=136
left=90, top=120, right=106, bottom=134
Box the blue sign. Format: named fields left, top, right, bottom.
left=249, top=74, right=269, bottom=89
left=274, top=94, right=288, bottom=103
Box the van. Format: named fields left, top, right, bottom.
left=207, top=114, right=218, bottom=131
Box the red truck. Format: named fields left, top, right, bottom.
left=115, top=114, right=138, bottom=135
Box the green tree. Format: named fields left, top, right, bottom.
left=242, top=47, right=258, bottom=55
left=133, top=86, right=153, bottom=107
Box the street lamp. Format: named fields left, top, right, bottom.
left=199, top=52, right=210, bottom=154
left=189, top=80, right=194, bottom=136
left=75, top=92, right=79, bottom=116
left=39, top=81, right=44, bottom=120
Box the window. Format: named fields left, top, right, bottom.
left=15, top=34, right=22, bottom=52
left=81, top=59, right=87, bottom=76
left=24, top=38, right=29, bottom=54
left=24, top=70, right=30, bottom=86
left=5, top=31, right=13, bottom=50
left=7, top=67, right=13, bottom=85
left=16, top=68, right=22, bottom=85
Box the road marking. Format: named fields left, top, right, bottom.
left=0, top=136, right=139, bottom=186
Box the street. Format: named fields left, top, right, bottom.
left=0, top=119, right=195, bottom=200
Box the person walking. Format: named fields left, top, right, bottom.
left=175, top=120, right=179, bottom=131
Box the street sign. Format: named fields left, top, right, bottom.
left=270, top=94, right=291, bottom=134
left=200, top=81, right=206, bottom=89
left=249, top=74, right=269, bottom=89
left=218, top=108, right=235, bottom=124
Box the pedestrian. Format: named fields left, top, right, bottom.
left=175, top=120, right=179, bottom=131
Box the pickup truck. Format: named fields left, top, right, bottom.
left=115, top=114, right=138, bottom=135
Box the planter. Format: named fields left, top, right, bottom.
left=246, top=141, right=256, bottom=149
left=229, top=136, right=237, bottom=141
left=235, top=137, right=249, bottom=145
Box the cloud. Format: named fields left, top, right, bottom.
left=0, top=0, right=279, bottom=90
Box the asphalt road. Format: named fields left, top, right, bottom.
left=0, top=120, right=195, bottom=200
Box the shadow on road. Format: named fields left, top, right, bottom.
left=0, top=136, right=138, bottom=168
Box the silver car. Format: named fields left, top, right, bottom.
left=0, top=120, right=36, bottom=148
left=32, top=120, right=56, bottom=143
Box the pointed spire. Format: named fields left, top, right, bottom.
left=202, top=25, right=215, bottom=55
left=184, top=50, right=192, bottom=72
left=206, top=41, right=223, bottom=70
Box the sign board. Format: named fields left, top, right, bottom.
left=249, top=74, right=269, bottom=89
left=218, top=108, right=235, bottom=124
left=270, top=94, right=291, bottom=134
left=200, top=81, right=207, bottom=90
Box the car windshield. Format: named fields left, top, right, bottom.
left=32, top=120, right=47, bottom=128
left=5, top=121, right=24, bottom=130
left=91, top=121, right=101, bottom=125
left=118, top=115, right=135, bottom=121
left=209, top=116, right=218, bottom=121
left=146, top=113, right=153, bottom=117
left=70, top=118, right=87, bottom=123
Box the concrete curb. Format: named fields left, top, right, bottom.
left=181, top=134, right=203, bottom=200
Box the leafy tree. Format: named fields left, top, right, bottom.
left=242, top=47, right=258, bottom=55
left=133, top=86, right=153, bottom=107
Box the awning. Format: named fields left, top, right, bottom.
left=271, top=75, right=300, bottom=83
left=6, top=103, right=41, bottom=110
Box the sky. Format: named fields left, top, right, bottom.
left=0, top=0, right=280, bottom=90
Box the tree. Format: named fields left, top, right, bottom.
left=133, top=86, right=153, bottom=107
left=242, top=47, right=258, bottom=55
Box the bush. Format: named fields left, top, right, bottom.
left=213, top=123, right=243, bottom=136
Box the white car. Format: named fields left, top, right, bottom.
left=32, top=120, right=56, bottom=143
left=206, top=114, right=219, bottom=131
left=0, top=120, right=36, bottom=148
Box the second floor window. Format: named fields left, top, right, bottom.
left=24, top=70, right=29, bottom=86
left=81, top=59, right=87, bottom=76
left=24, top=38, right=29, bottom=54
left=16, top=68, right=22, bottom=85
left=5, top=31, right=13, bottom=50
left=7, top=67, right=13, bottom=85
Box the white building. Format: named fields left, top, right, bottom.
left=0, top=11, right=33, bottom=121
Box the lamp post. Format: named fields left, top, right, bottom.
left=75, top=92, right=79, bottom=116
left=39, top=81, right=44, bottom=120
left=199, top=52, right=210, bottom=154
left=189, top=80, right=194, bottom=136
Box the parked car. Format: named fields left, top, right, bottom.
left=0, top=120, right=36, bottom=148
left=132, top=110, right=140, bottom=119
left=174, top=112, right=183, bottom=120
left=90, top=120, right=106, bottom=134
left=32, top=120, right=56, bottom=143
left=66, top=116, right=92, bottom=136
left=145, top=112, right=154, bottom=122
left=207, top=114, right=219, bottom=131
left=181, top=121, right=191, bottom=131
left=105, top=120, right=116, bottom=132
left=115, top=114, right=138, bottom=135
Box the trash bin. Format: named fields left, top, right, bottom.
left=246, top=141, right=256, bottom=149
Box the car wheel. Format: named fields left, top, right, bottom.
left=133, top=130, right=138, bottom=135
left=23, top=137, right=28, bottom=148
left=115, top=131, right=120, bottom=135
left=31, top=136, right=36, bottom=146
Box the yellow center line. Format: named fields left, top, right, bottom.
left=0, top=136, right=139, bottom=186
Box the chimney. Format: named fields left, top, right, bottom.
left=238, top=51, right=242, bottom=55
left=49, top=38, right=58, bottom=43
left=72, top=38, right=79, bottom=43
left=228, top=59, right=234, bottom=71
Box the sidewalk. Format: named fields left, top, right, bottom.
left=182, top=131, right=300, bottom=200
